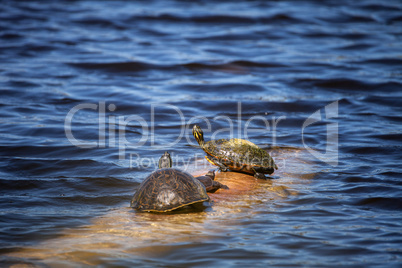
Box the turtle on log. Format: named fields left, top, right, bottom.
left=192, top=125, right=277, bottom=179
left=131, top=152, right=228, bottom=212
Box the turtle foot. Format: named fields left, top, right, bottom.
left=254, top=173, right=267, bottom=180
left=209, top=182, right=229, bottom=193
left=221, top=184, right=229, bottom=190
left=219, top=167, right=228, bottom=172
left=205, top=156, right=229, bottom=172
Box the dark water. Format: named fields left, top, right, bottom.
left=1, top=0, right=402, bottom=267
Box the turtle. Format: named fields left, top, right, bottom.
left=158, top=151, right=228, bottom=193
left=194, top=170, right=229, bottom=193
left=131, top=152, right=227, bottom=213
left=130, top=169, right=209, bottom=213
left=192, top=125, right=278, bottom=179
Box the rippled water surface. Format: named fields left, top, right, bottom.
left=1, top=0, right=402, bottom=267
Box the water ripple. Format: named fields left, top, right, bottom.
left=1, top=0, right=401, bottom=266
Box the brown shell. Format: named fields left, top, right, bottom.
left=203, top=138, right=277, bottom=174
left=131, top=168, right=209, bottom=212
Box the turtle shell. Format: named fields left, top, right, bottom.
left=203, top=138, right=277, bottom=174
left=131, top=168, right=209, bottom=212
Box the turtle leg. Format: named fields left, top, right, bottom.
left=218, top=182, right=229, bottom=190
left=205, top=156, right=228, bottom=172
left=254, top=173, right=267, bottom=180
left=208, top=181, right=229, bottom=193
left=251, top=167, right=267, bottom=179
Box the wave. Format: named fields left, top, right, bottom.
left=294, top=78, right=401, bottom=93
left=129, top=13, right=303, bottom=24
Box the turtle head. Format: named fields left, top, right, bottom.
left=158, top=151, right=172, bottom=169
left=192, top=125, right=205, bottom=146
left=206, top=170, right=215, bottom=179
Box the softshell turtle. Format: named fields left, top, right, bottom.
left=192, top=125, right=278, bottom=179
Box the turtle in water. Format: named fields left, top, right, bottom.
left=131, top=152, right=227, bottom=213
left=192, top=125, right=278, bottom=179
left=159, top=151, right=228, bottom=193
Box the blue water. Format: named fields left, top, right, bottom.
left=1, top=0, right=402, bottom=267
